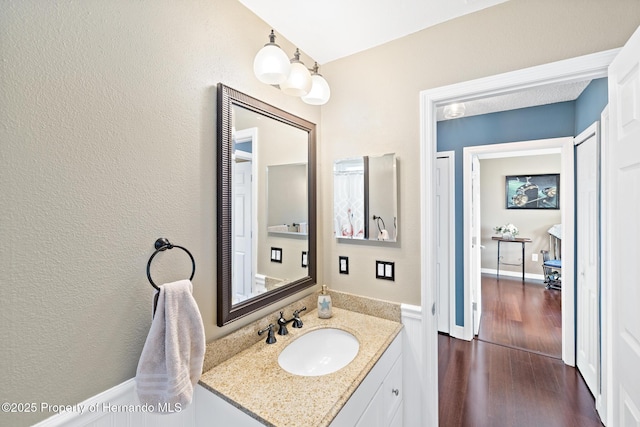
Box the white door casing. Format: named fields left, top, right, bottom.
left=233, top=156, right=253, bottom=300
left=421, top=49, right=618, bottom=425
left=575, top=122, right=600, bottom=398
left=436, top=153, right=455, bottom=334
left=470, top=155, right=482, bottom=336
left=235, top=128, right=259, bottom=295
left=608, top=25, right=640, bottom=427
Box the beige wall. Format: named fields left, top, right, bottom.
left=320, top=0, right=640, bottom=305
left=480, top=155, right=562, bottom=276
left=1, top=1, right=321, bottom=425
left=3, top=0, right=640, bottom=425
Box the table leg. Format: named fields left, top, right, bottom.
left=521, top=241, right=525, bottom=283
left=496, top=241, right=501, bottom=278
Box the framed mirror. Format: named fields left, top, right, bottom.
left=217, top=84, right=316, bottom=326
left=333, top=153, right=398, bottom=242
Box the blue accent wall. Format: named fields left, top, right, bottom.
left=437, top=102, right=576, bottom=326
left=575, top=78, right=608, bottom=135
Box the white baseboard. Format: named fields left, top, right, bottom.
left=480, top=268, right=545, bottom=282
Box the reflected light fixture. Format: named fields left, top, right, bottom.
left=253, top=30, right=331, bottom=105
left=443, top=102, right=466, bottom=119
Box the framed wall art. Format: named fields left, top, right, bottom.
left=505, top=173, right=559, bottom=209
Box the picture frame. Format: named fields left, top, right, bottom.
left=505, top=173, right=559, bottom=209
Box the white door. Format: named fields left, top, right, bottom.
left=233, top=157, right=252, bottom=300
left=436, top=155, right=452, bottom=333
left=608, top=24, right=640, bottom=427
left=575, top=124, right=600, bottom=397
left=471, top=156, right=482, bottom=336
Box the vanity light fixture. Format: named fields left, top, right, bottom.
left=253, top=30, right=291, bottom=85
left=301, top=62, right=331, bottom=105
left=443, top=102, right=466, bottom=119
left=280, top=48, right=312, bottom=96
left=253, top=30, right=331, bottom=105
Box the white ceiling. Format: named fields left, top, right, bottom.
left=240, top=0, right=591, bottom=117
left=239, top=0, right=510, bottom=65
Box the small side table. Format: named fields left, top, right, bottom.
left=492, top=236, right=532, bottom=282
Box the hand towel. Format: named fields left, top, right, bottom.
left=135, top=279, right=205, bottom=413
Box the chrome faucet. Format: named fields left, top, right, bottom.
left=277, top=306, right=307, bottom=335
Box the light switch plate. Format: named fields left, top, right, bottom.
left=270, top=247, right=282, bottom=263
left=375, top=260, right=395, bottom=281
left=339, top=256, right=349, bottom=274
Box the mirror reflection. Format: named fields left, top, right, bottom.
left=333, top=153, right=398, bottom=242
left=232, top=105, right=309, bottom=303
left=217, top=84, right=316, bottom=326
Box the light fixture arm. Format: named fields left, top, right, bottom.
left=292, top=48, right=303, bottom=63
left=267, top=29, right=277, bottom=45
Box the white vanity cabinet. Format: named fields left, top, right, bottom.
left=330, top=333, right=403, bottom=427
left=196, top=332, right=403, bottom=427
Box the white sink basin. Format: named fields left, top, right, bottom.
left=278, top=328, right=359, bottom=376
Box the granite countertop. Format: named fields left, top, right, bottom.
left=199, top=307, right=403, bottom=427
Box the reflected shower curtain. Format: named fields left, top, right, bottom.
left=334, top=170, right=365, bottom=238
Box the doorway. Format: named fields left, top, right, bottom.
left=470, top=146, right=566, bottom=359
left=420, top=49, right=618, bottom=426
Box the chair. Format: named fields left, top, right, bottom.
left=541, top=250, right=561, bottom=290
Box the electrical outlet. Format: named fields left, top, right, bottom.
left=532, top=253, right=538, bottom=262
left=375, top=260, right=395, bottom=281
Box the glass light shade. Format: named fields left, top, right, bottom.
left=253, top=44, right=291, bottom=85
left=280, top=61, right=312, bottom=96
left=302, top=74, right=331, bottom=105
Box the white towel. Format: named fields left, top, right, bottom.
left=135, top=279, right=205, bottom=413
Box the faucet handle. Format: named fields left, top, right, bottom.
left=292, top=306, right=307, bottom=328
left=258, top=324, right=277, bottom=344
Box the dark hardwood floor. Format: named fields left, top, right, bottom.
left=478, top=274, right=562, bottom=358
left=438, top=274, right=601, bottom=426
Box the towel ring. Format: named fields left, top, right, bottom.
left=146, top=238, right=196, bottom=291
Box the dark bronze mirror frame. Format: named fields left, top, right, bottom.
left=216, top=83, right=317, bottom=326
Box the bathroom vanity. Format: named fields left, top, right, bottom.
left=198, top=307, right=403, bottom=426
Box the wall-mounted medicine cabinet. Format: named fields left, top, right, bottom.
left=333, top=153, right=398, bottom=242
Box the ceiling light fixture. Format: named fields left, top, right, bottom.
left=443, top=102, right=466, bottom=119
left=253, top=30, right=331, bottom=105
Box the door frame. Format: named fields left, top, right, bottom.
left=436, top=151, right=456, bottom=335
left=574, top=122, right=601, bottom=398
left=462, top=139, right=573, bottom=348
left=234, top=128, right=259, bottom=296
left=420, top=48, right=619, bottom=425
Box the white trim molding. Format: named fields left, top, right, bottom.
left=420, top=49, right=618, bottom=421
left=401, top=304, right=423, bottom=427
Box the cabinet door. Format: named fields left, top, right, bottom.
left=389, top=404, right=403, bottom=427
left=355, top=384, right=384, bottom=427
left=384, top=356, right=403, bottom=423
